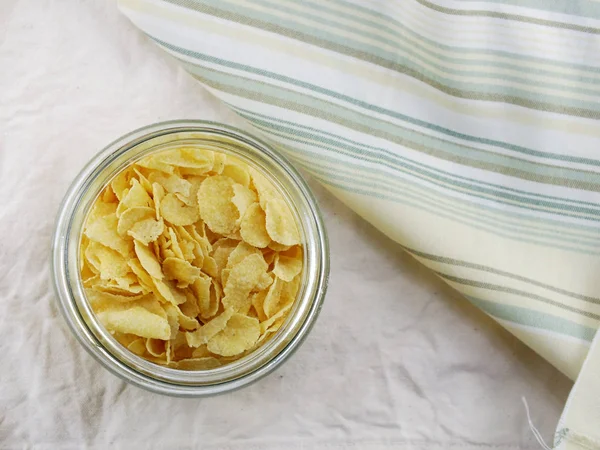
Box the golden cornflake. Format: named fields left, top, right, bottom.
left=197, top=176, right=238, bottom=235
left=240, top=203, right=270, bottom=248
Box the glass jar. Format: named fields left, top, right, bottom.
left=51, top=120, right=329, bottom=396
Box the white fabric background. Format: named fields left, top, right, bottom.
left=0, top=1, right=574, bottom=449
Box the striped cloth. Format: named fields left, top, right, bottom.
left=119, top=1, right=600, bottom=447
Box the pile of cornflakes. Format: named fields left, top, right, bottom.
left=80, top=148, right=303, bottom=370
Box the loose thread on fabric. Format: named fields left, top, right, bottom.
left=522, top=397, right=553, bottom=450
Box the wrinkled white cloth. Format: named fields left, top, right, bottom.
left=0, top=1, right=573, bottom=448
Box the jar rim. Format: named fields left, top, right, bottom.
left=51, top=120, right=329, bottom=396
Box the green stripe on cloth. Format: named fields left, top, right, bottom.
left=415, top=0, right=600, bottom=34
left=401, top=245, right=600, bottom=304
left=439, top=272, right=600, bottom=319
left=457, top=0, right=600, bottom=19
left=467, top=296, right=598, bottom=342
